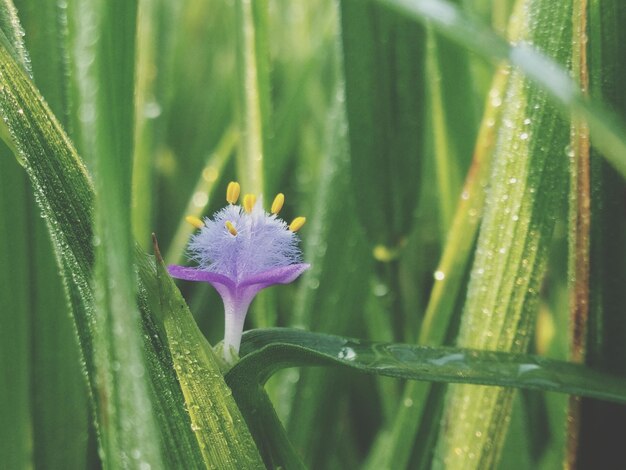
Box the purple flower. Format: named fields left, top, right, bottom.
left=168, top=182, right=309, bottom=364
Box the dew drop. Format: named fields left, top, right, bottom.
left=337, top=346, right=356, bottom=361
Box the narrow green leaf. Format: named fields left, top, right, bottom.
left=234, top=0, right=269, bottom=195
left=0, top=146, right=32, bottom=470
left=433, top=0, right=572, bottom=467
left=565, top=0, right=591, bottom=464
left=0, top=24, right=205, bottom=469
left=16, top=2, right=90, bottom=466
left=67, top=0, right=164, bottom=466
left=340, top=0, right=425, bottom=248
left=0, top=3, right=87, bottom=468
left=0, top=0, right=30, bottom=75
left=424, top=24, right=477, bottom=233
left=578, top=0, right=626, bottom=466
left=132, top=0, right=184, bottom=249
left=228, top=328, right=626, bottom=406
left=15, top=0, right=72, bottom=130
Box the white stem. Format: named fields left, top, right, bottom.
left=223, top=308, right=247, bottom=364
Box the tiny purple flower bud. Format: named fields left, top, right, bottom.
left=168, top=182, right=309, bottom=364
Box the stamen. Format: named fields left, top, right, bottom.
left=271, top=193, right=285, bottom=214
left=185, top=215, right=205, bottom=229
left=226, top=181, right=241, bottom=204
left=225, top=220, right=238, bottom=236
left=289, top=216, right=306, bottom=232
left=243, top=194, right=257, bottom=213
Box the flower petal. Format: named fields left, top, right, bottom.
left=239, top=263, right=310, bottom=289
left=167, top=265, right=233, bottom=286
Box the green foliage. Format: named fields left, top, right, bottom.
left=2, top=0, right=626, bottom=469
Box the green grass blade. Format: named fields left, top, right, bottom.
left=30, top=218, right=90, bottom=470
left=16, top=0, right=72, bottom=131
left=433, top=0, right=572, bottom=466
left=0, top=4, right=88, bottom=468
left=379, top=0, right=626, bottom=183
left=132, top=0, right=184, bottom=250
left=425, top=25, right=478, bottom=233
left=67, top=1, right=164, bottom=466
left=228, top=328, right=626, bottom=405
left=229, top=327, right=626, bottom=469
left=0, top=147, right=32, bottom=470
left=0, top=25, right=206, bottom=469
left=577, top=0, right=626, bottom=466
left=565, top=0, right=591, bottom=464
left=0, top=0, right=30, bottom=75
left=340, top=0, right=425, bottom=248
left=132, top=0, right=159, bottom=249
left=234, top=0, right=269, bottom=195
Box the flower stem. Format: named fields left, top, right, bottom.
left=223, top=307, right=248, bottom=364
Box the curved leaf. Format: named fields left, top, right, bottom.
left=228, top=328, right=626, bottom=402
left=227, top=328, right=626, bottom=466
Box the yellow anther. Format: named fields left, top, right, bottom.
left=185, top=215, right=204, bottom=229
left=225, top=220, right=238, bottom=236
left=271, top=193, right=285, bottom=214
left=243, top=194, right=257, bottom=213
left=289, top=216, right=306, bottom=232
left=226, top=181, right=241, bottom=204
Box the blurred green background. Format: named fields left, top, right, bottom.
left=1, top=0, right=626, bottom=468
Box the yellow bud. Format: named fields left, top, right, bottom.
left=243, top=194, right=257, bottom=213
left=225, top=220, right=238, bottom=236
left=289, top=216, right=306, bottom=232
left=226, top=181, right=241, bottom=204
left=185, top=215, right=204, bottom=229
left=271, top=193, right=285, bottom=214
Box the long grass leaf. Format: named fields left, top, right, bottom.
left=340, top=0, right=425, bottom=248
left=379, top=0, right=626, bottom=183
left=433, top=0, right=572, bottom=466
left=228, top=328, right=626, bottom=405
left=16, top=1, right=91, bottom=466
left=577, top=0, right=626, bottom=466
left=67, top=1, right=165, bottom=466
left=234, top=0, right=268, bottom=195
left=0, top=27, right=208, bottom=469
left=0, top=145, right=32, bottom=470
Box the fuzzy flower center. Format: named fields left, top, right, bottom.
left=186, top=182, right=306, bottom=283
